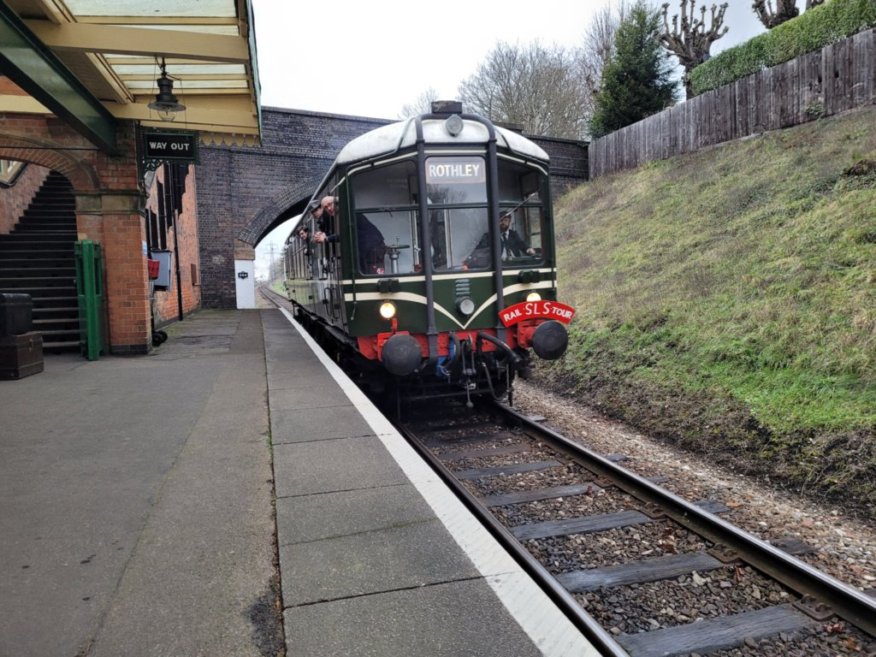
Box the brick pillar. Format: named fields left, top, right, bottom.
left=76, top=191, right=151, bottom=354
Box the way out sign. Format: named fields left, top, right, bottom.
left=142, top=131, right=199, bottom=164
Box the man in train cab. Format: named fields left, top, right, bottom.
left=313, top=212, right=386, bottom=274
left=311, top=195, right=336, bottom=236
left=497, top=211, right=535, bottom=258
left=321, top=195, right=335, bottom=215
left=296, top=225, right=312, bottom=255
left=465, top=211, right=535, bottom=267
left=308, top=199, right=323, bottom=222
left=356, top=214, right=386, bottom=273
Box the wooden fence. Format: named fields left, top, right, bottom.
left=589, top=28, right=876, bottom=179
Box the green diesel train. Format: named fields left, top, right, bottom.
left=284, top=102, right=574, bottom=404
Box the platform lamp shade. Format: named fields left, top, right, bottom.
left=148, top=58, right=185, bottom=121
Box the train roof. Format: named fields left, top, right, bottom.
left=335, top=117, right=549, bottom=166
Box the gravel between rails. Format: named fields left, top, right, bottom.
left=512, top=381, right=876, bottom=594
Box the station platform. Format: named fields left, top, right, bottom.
left=0, top=308, right=598, bottom=657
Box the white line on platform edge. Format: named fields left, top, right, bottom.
left=279, top=307, right=600, bottom=657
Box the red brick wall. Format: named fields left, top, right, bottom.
left=146, top=164, right=202, bottom=325
left=0, top=164, right=50, bottom=234
left=177, top=165, right=202, bottom=316
left=100, top=212, right=150, bottom=351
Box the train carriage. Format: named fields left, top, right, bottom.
left=285, top=102, right=574, bottom=404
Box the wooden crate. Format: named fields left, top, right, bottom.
left=0, top=332, right=44, bottom=380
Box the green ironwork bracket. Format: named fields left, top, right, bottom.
left=0, top=4, right=117, bottom=153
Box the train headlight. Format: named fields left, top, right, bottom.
left=457, top=297, right=475, bottom=316
left=526, top=292, right=542, bottom=302
left=379, top=302, right=397, bottom=319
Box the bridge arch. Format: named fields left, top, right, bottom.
left=237, top=174, right=324, bottom=248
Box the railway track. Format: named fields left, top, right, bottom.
left=398, top=401, right=876, bottom=657
left=261, top=287, right=875, bottom=655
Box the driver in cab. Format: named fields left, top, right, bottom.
left=465, top=211, right=534, bottom=268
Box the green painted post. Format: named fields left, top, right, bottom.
left=75, top=240, right=104, bottom=361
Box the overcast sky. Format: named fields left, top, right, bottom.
left=251, top=0, right=766, bottom=275
left=252, top=0, right=765, bottom=120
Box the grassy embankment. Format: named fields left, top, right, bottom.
left=540, top=106, right=876, bottom=518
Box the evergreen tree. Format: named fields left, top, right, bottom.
left=590, top=1, right=678, bottom=138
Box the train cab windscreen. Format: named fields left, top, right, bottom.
left=350, top=155, right=547, bottom=275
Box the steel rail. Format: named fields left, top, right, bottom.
left=496, top=401, right=876, bottom=637
left=397, top=421, right=632, bottom=657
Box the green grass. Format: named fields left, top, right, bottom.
left=544, top=106, right=876, bottom=514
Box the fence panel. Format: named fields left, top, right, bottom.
left=589, top=29, right=875, bottom=179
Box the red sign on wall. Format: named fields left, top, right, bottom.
left=499, top=300, right=576, bottom=327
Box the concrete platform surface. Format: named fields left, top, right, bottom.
left=0, top=310, right=278, bottom=657
left=0, top=308, right=600, bottom=657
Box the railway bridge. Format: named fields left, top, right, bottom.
left=196, top=107, right=589, bottom=309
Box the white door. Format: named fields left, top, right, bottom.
left=234, top=259, right=256, bottom=309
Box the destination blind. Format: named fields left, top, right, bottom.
left=425, top=157, right=486, bottom=184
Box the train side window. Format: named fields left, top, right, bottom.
left=498, top=161, right=543, bottom=203
left=497, top=160, right=547, bottom=265
left=351, top=160, right=417, bottom=206
left=351, top=160, right=418, bottom=275
left=450, top=208, right=490, bottom=270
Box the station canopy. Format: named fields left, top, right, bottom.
left=0, top=0, right=261, bottom=150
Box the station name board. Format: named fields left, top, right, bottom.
left=142, top=131, right=199, bottom=163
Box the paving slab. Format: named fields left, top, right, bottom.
left=273, top=436, right=408, bottom=497
left=266, top=367, right=347, bottom=391
left=284, top=578, right=544, bottom=657
left=268, top=382, right=352, bottom=409
left=271, top=405, right=376, bottom=443
left=280, top=518, right=480, bottom=605
left=276, top=483, right=435, bottom=545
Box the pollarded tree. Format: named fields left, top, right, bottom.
left=752, top=0, right=825, bottom=29
left=458, top=41, right=590, bottom=139
left=590, top=1, right=678, bottom=138
left=660, top=0, right=729, bottom=99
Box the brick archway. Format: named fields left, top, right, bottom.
left=0, top=114, right=151, bottom=353
left=0, top=133, right=101, bottom=192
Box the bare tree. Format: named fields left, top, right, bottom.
left=398, top=87, right=440, bottom=119
left=752, top=0, right=824, bottom=29
left=576, top=1, right=627, bottom=116
left=660, top=0, right=729, bottom=99
left=458, top=41, right=589, bottom=139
